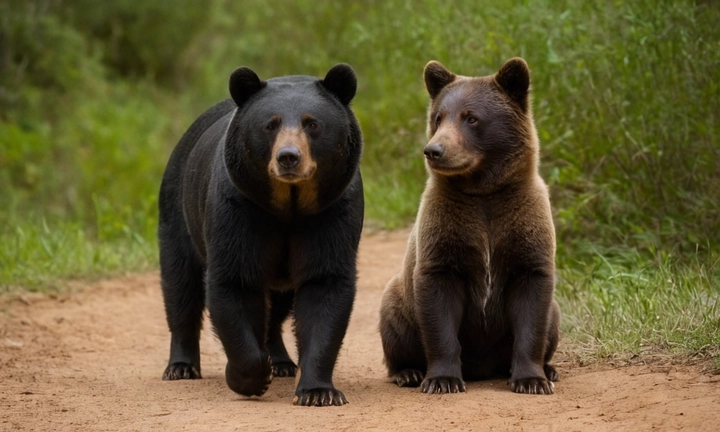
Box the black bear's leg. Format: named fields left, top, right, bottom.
left=414, top=273, right=466, bottom=394
left=206, top=280, right=272, bottom=397
left=293, top=276, right=355, bottom=406
left=507, top=274, right=556, bottom=395
left=159, top=229, right=204, bottom=381
left=379, top=276, right=426, bottom=387
left=267, top=290, right=297, bottom=377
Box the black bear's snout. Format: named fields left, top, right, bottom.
left=277, top=146, right=301, bottom=168
left=424, top=143, right=444, bottom=161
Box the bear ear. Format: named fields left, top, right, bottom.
left=322, top=63, right=357, bottom=105
left=424, top=61, right=456, bottom=99
left=495, top=57, right=531, bottom=112
left=229, top=67, right=267, bottom=107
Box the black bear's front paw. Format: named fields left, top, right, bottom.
left=272, top=361, right=298, bottom=377
left=509, top=377, right=554, bottom=395
left=162, top=362, right=202, bottom=380
left=225, top=356, right=272, bottom=397
left=293, top=387, right=348, bottom=407
left=392, top=369, right=424, bottom=387
left=421, top=376, right=466, bottom=394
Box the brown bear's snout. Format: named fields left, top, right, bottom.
left=277, top=146, right=301, bottom=168
left=424, top=143, right=445, bottom=161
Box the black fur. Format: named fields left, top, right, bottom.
left=158, top=65, right=363, bottom=407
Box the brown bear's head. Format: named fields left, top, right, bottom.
left=422, top=58, right=539, bottom=191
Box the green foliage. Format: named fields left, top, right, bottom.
left=1, top=0, right=718, bottom=362
left=533, top=0, right=720, bottom=255
left=0, top=81, right=174, bottom=290
left=58, top=0, right=214, bottom=84
left=557, top=242, right=719, bottom=361
left=0, top=0, right=102, bottom=116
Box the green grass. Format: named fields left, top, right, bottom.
left=0, top=79, right=186, bottom=291
left=558, top=244, right=720, bottom=366
left=1, top=0, right=719, bottom=364
left=0, top=217, right=156, bottom=292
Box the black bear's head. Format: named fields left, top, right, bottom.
left=224, top=64, right=362, bottom=215
left=421, top=58, right=538, bottom=192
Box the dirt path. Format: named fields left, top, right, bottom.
left=1, top=230, right=719, bottom=431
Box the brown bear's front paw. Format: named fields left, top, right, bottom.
left=421, top=376, right=466, bottom=394
left=272, top=361, right=298, bottom=377
left=509, top=377, right=554, bottom=395
left=544, top=364, right=559, bottom=382
left=293, top=388, right=348, bottom=407
left=392, top=369, right=424, bottom=387
left=162, top=362, right=202, bottom=380
left=225, top=356, right=272, bottom=397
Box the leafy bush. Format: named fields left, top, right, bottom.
left=58, top=0, right=213, bottom=85
left=0, top=0, right=101, bottom=117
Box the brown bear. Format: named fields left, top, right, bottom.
left=379, top=57, right=560, bottom=395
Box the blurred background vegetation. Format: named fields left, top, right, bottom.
left=1, top=0, right=718, bottom=363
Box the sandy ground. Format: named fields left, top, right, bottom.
left=2, top=229, right=720, bottom=431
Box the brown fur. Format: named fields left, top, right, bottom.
left=380, top=58, right=560, bottom=395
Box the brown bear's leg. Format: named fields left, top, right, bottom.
left=380, top=276, right=426, bottom=387
left=507, top=273, right=556, bottom=395
left=414, top=273, right=467, bottom=394
left=543, top=299, right=560, bottom=382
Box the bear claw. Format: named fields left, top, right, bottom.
left=509, top=377, right=554, bottom=395
left=544, top=364, right=559, bottom=382
left=162, top=362, right=202, bottom=380
left=393, top=369, right=424, bottom=387
left=293, top=388, right=348, bottom=407
left=421, top=376, right=466, bottom=394
left=272, top=362, right=298, bottom=377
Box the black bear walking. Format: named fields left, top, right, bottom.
left=158, top=64, right=363, bottom=407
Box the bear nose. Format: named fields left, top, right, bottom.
left=423, top=143, right=444, bottom=161
left=277, top=146, right=301, bottom=168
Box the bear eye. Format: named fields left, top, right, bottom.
left=265, top=116, right=281, bottom=132
left=302, top=116, right=320, bottom=132
left=434, top=115, right=442, bottom=127
left=466, top=115, right=478, bottom=125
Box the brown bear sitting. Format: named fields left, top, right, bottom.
left=379, top=57, right=560, bottom=395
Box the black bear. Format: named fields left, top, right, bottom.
left=158, top=64, right=363, bottom=407
left=379, top=58, right=560, bottom=395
